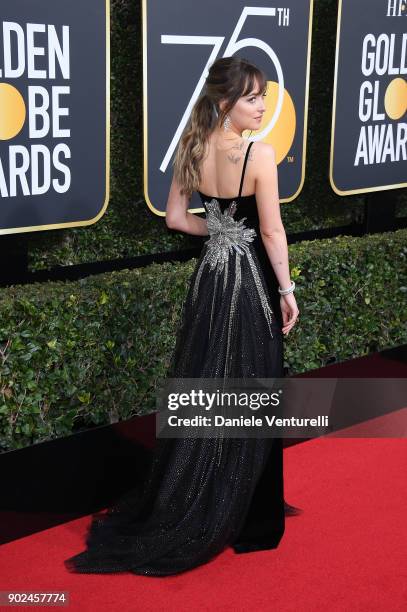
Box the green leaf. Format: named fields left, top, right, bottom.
left=99, top=291, right=109, bottom=305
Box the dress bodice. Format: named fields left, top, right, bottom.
left=197, top=191, right=259, bottom=228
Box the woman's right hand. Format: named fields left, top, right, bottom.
left=280, top=293, right=299, bottom=336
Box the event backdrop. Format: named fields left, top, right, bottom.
left=330, top=0, right=407, bottom=195
left=143, top=0, right=314, bottom=215
left=0, top=0, right=110, bottom=235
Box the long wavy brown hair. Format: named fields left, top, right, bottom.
left=172, top=56, right=267, bottom=198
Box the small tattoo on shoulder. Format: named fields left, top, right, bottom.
left=227, top=153, right=241, bottom=164
left=231, top=141, right=245, bottom=152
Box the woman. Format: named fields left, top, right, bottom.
left=65, top=56, right=299, bottom=577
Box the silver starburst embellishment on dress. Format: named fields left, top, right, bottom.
left=203, top=198, right=256, bottom=273
left=192, top=198, right=256, bottom=305
left=191, top=197, right=274, bottom=377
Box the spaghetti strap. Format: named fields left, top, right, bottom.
left=238, top=141, right=254, bottom=198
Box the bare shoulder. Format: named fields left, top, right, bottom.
left=251, top=141, right=276, bottom=165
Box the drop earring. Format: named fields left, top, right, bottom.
left=223, top=114, right=231, bottom=131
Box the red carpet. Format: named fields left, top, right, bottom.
left=0, top=438, right=406, bottom=611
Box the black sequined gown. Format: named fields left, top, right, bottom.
left=64, top=140, right=285, bottom=576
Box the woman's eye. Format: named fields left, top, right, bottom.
left=248, top=94, right=266, bottom=102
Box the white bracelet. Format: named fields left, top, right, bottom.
left=278, top=280, right=295, bottom=295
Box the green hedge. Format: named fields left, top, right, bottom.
left=24, top=0, right=407, bottom=271
left=1, top=228, right=406, bottom=453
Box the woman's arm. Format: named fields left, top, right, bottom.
left=165, top=175, right=209, bottom=236
left=255, top=144, right=299, bottom=335
left=254, top=143, right=292, bottom=291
